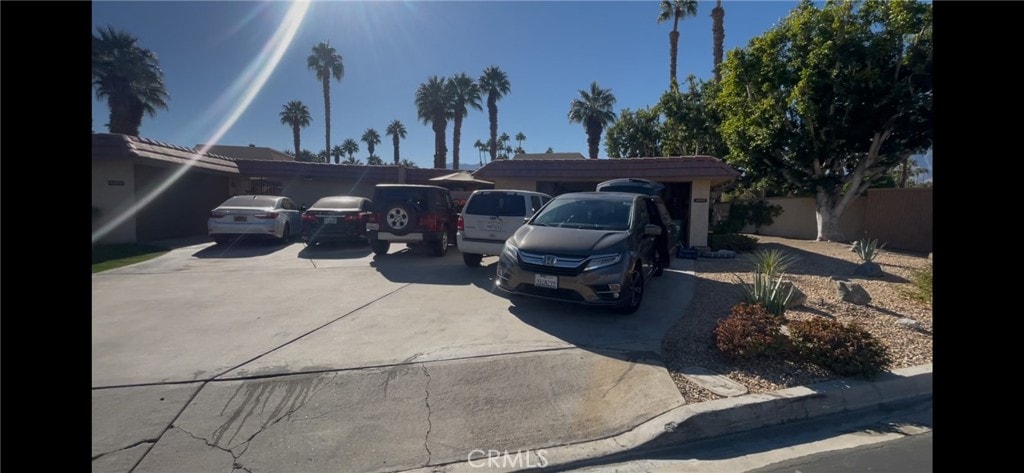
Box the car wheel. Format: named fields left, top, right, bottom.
left=384, top=203, right=416, bottom=236
left=278, top=223, right=291, bottom=244
left=653, top=250, right=665, bottom=277
left=463, top=252, right=482, bottom=267
left=431, top=228, right=449, bottom=257
left=371, top=239, right=390, bottom=256
left=616, top=265, right=644, bottom=314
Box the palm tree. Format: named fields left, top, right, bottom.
left=568, top=81, right=617, bottom=159
left=92, top=26, right=170, bottom=136
left=415, top=76, right=453, bottom=169
left=479, top=66, right=511, bottom=162
left=473, top=139, right=486, bottom=165
left=385, top=120, right=407, bottom=164
left=307, top=41, right=344, bottom=163
left=361, top=128, right=381, bottom=159
left=657, top=0, right=698, bottom=86
left=399, top=159, right=418, bottom=168
left=515, top=132, right=526, bottom=152
left=341, top=138, right=359, bottom=161
left=447, top=73, right=483, bottom=170
left=279, top=101, right=311, bottom=159
left=367, top=155, right=384, bottom=165
left=498, top=132, right=511, bottom=158
left=343, top=156, right=363, bottom=165
left=331, top=145, right=345, bottom=164
left=712, top=0, right=725, bottom=82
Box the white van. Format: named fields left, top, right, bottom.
left=456, top=189, right=552, bottom=267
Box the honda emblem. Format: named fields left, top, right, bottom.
left=543, top=255, right=557, bottom=266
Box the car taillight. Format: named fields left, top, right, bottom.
left=457, top=215, right=464, bottom=231
left=302, top=213, right=318, bottom=222
left=367, top=213, right=378, bottom=223
left=210, top=211, right=226, bottom=218
left=254, top=212, right=278, bottom=219
left=344, top=214, right=359, bottom=221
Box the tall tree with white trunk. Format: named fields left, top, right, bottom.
left=716, top=0, right=932, bottom=241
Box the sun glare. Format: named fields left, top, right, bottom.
left=92, top=0, right=312, bottom=244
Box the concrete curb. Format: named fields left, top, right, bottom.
left=404, top=363, right=932, bottom=473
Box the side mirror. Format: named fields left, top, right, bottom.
left=300, top=205, right=308, bottom=212
left=644, top=224, right=662, bottom=236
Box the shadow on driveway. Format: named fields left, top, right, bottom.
left=297, top=239, right=371, bottom=259
left=368, top=248, right=498, bottom=286
left=191, top=237, right=295, bottom=258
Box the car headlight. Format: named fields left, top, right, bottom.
left=584, top=253, right=622, bottom=271
left=502, top=242, right=519, bottom=260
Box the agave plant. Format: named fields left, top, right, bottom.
left=735, top=271, right=795, bottom=317
left=745, top=248, right=799, bottom=279
left=851, top=238, right=886, bottom=263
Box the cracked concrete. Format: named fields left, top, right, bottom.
left=92, top=383, right=201, bottom=460
left=421, top=364, right=433, bottom=465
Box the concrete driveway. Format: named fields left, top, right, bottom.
left=92, top=237, right=695, bottom=473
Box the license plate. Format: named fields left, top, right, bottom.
left=234, top=216, right=246, bottom=222
left=535, top=274, right=558, bottom=289
left=324, top=217, right=337, bottom=224
left=485, top=223, right=502, bottom=231
left=366, top=223, right=379, bottom=231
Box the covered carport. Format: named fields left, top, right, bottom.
left=473, top=156, right=738, bottom=248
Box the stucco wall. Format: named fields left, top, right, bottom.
left=490, top=178, right=539, bottom=192
left=134, top=165, right=230, bottom=242
left=739, top=195, right=867, bottom=242
left=92, top=160, right=138, bottom=244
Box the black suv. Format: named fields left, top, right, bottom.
left=366, top=184, right=458, bottom=257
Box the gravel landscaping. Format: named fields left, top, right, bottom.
left=662, top=235, right=933, bottom=403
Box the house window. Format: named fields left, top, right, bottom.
left=249, top=177, right=282, bottom=195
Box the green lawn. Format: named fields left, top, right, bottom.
left=92, top=243, right=170, bottom=273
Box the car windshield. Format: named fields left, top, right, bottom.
left=532, top=198, right=632, bottom=230
left=311, top=197, right=363, bottom=211
left=219, top=196, right=279, bottom=208
left=465, top=193, right=526, bottom=217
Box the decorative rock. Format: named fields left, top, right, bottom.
left=678, top=366, right=748, bottom=397
left=782, top=281, right=807, bottom=308
left=836, top=280, right=872, bottom=305
left=896, top=318, right=921, bottom=329
left=854, top=262, right=883, bottom=277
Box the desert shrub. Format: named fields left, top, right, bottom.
left=714, top=200, right=783, bottom=235
left=908, top=263, right=932, bottom=304
left=735, top=271, right=795, bottom=317
left=746, top=248, right=799, bottom=279
left=715, top=303, right=790, bottom=360
left=851, top=237, right=886, bottom=263
left=788, top=318, right=892, bottom=378
left=709, top=233, right=758, bottom=252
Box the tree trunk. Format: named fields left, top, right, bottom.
left=293, top=125, right=301, bottom=159
left=453, top=115, right=463, bottom=170
left=712, top=2, right=725, bottom=82
left=488, top=96, right=499, bottom=162
left=322, top=79, right=331, bottom=164
left=814, top=189, right=846, bottom=241
left=898, top=156, right=910, bottom=188
left=669, top=30, right=680, bottom=85
left=586, top=122, right=601, bottom=159
left=433, top=119, right=447, bottom=169
left=393, top=137, right=400, bottom=165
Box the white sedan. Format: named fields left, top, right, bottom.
left=207, top=195, right=302, bottom=244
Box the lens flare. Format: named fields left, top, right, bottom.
left=93, top=0, right=311, bottom=244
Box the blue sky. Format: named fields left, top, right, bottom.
left=90, top=1, right=836, bottom=169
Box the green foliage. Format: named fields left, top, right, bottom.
left=715, top=0, right=932, bottom=238
left=92, top=243, right=169, bottom=273
left=366, top=155, right=384, bottom=165
left=851, top=237, right=886, bottom=263
left=709, top=233, right=758, bottom=252
left=716, top=200, right=783, bottom=234
left=658, top=75, right=728, bottom=157
left=789, top=318, right=892, bottom=378
left=92, top=26, right=170, bottom=135
left=715, top=303, right=791, bottom=360
left=605, top=107, right=662, bottom=158
left=908, top=263, right=932, bottom=304
left=746, top=249, right=799, bottom=280
left=735, top=271, right=795, bottom=317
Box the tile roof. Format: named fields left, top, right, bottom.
left=196, top=144, right=294, bottom=161
left=474, top=156, right=740, bottom=182
left=511, top=152, right=586, bottom=160
left=93, top=134, right=239, bottom=174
